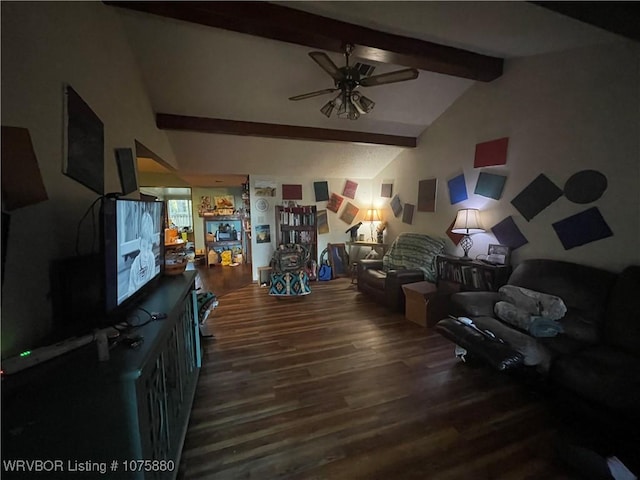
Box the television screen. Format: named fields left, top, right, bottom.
left=103, top=197, right=165, bottom=313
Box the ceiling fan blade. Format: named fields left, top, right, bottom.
left=289, top=88, right=339, bottom=101
left=309, top=52, right=344, bottom=81
left=360, top=68, right=419, bottom=87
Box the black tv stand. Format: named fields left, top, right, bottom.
left=2, top=271, right=200, bottom=480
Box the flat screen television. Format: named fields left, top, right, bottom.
left=102, top=197, right=165, bottom=315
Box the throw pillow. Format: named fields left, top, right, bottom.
left=499, top=285, right=567, bottom=320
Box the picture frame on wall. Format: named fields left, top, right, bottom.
left=63, top=85, right=104, bottom=195
left=487, top=244, right=511, bottom=265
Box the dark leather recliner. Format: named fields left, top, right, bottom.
left=437, top=259, right=620, bottom=370
left=549, top=265, right=640, bottom=438
left=435, top=259, right=640, bottom=447
left=357, top=233, right=445, bottom=311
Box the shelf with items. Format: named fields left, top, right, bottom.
left=275, top=205, right=318, bottom=265
left=436, top=255, right=511, bottom=293
left=203, top=215, right=246, bottom=266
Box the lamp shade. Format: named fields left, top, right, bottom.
left=351, top=92, right=375, bottom=114
left=320, top=100, right=335, bottom=118
left=363, top=209, right=381, bottom=222
left=451, top=209, right=484, bottom=234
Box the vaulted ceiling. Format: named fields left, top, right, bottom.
left=106, top=1, right=628, bottom=186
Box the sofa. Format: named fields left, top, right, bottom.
left=357, top=233, right=445, bottom=311
left=435, top=259, right=640, bottom=448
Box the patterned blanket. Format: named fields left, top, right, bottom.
left=382, top=233, right=445, bottom=282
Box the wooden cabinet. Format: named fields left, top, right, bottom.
left=436, top=255, right=511, bottom=293
left=203, top=215, right=246, bottom=265
left=275, top=205, right=318, bottom=262
left=2, top=272, right=200, bottom=480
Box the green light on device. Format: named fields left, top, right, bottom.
left=20, top=351, right=31, bottom=357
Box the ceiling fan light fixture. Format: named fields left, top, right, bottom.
left=351, top=92, right=375, bottom=114
left=320, top=100, right=335, bottom=118
left=292, top=45, right=418, bottom=120
left=337, top=97, right=360, bottom=120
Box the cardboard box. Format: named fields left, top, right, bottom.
left=402, top=281, right=438, bottom=327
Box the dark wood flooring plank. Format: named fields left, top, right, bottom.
left=179, top=276, right=577, bottom=479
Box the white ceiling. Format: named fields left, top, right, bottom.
left=115, top=2, right=622, bottom=186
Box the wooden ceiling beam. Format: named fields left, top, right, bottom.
left=156, top=114, right=416, bottom=148
left=105, top=1, right=503, bottom=81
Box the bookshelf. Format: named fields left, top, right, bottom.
left=275, top=205, right=318, bottom=263
left=436, top=255, right=511, bottom=292
left=203, top=215, right=246, bottom=265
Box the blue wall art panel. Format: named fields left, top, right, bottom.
left=552, top=207, right=613, bottom=250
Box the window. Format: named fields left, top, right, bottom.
left=167, top=199, right=193, bottom=230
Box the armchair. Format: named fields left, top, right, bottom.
left=357, top=233, right=445, bottom=311
left=269, top=243, right=311, bottom=296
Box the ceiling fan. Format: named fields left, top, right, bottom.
left=289, top=44, right=419, bottom=120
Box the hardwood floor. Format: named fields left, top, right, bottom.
left=179, top=277, right=579, bottom=479
left=194, top=262, right=254, bottom=298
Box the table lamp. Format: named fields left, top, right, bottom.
left=363, top=208, right=381, bottom=242
left=451, top=208, right=484, bottom=260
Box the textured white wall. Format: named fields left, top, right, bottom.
left=1, top=2, right=176, bottom=357
left=375, top=41, right=640, bottom=273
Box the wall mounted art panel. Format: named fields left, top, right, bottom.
left=255, top=180, right=276, bottom=197
left=255, top=225, right=271, bottom=244
left=64, top=85, right=104, bottom=195
left=342, top=180, right=358, bottom=199
left=381, top=181, right=393, bottom=198
left=317, top=209, right=329, bottom=234
left=475, top=171, right=507, bottom=200
left=564, top=170, right=608, bottom=204
left=390, top=194, right=403, bottom=217
left=339, top=202, right=359, bottom=224
left=327, top=193, right=344, bottom=213
left=1, top=126, right=48, bottom=211
left=491, top=216, right=528, bottom=250
left=115, top=148, right=138, bottom=195
left=417, top=178, right=437, bottom=212
left=402, top=203, right=415, bottom=224
left=446, top=216, right=464, bottom=246
left=511, top=173, right=563, bottom=221
left=313, top=181, right=329, bottom=202
left=474, top=137, right=509, bottom=168
left=448, top=174, right=468, bottom=204
left=552, top=207, right=613, bottom=250
left=282, top=184, right=303, bottom=200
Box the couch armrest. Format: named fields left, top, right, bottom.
left=358, top=258, right=383, bottom=271
left=386, top=268, right=425, bottom=284
left=386, top=269, right=427, bottom=312
left=450, top=291, right=500, bottom=317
